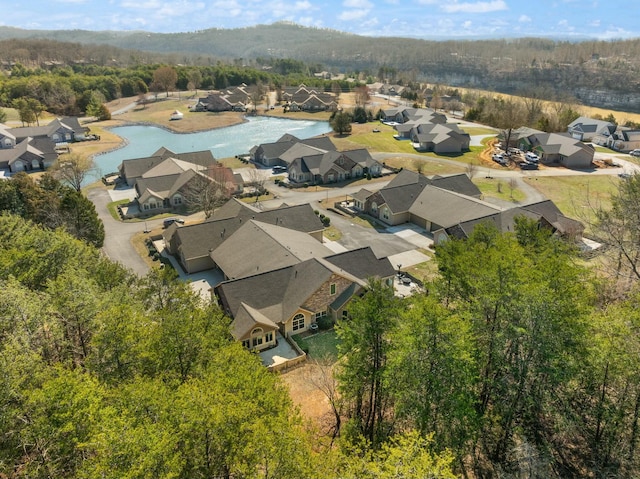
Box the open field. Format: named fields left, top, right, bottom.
left=522, top=175, right=620, bottom=233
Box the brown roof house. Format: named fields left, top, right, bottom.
left=118, top=147, right=217, bottom=187
left=250, top=133, right=337, bottom=168
left=163, top=199, right=326, bottom=274
left=508, top=128, right=595, bottom=169
left=353, top=170, right=482, bottom=226
left=288, top=148, right=383, bottom=185
left=215, top=247, right=395, bottom=350
left=434, top=200, right=584, bottom=244
left=134, top=158, right=241, bottom=218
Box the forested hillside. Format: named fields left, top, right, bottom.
left=1, top=23, right=639, bottom=111
left=3, top=174, right=640, bottom=477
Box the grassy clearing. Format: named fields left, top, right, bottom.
left=324, top=225, right=342, bottom=241
left=475, top=177, right=527, bottom=203
left=463, top=126, right=499, bottom=135
left=523, top=175, right=619, bottom=231
left=294, top=330, right=339, bottom=361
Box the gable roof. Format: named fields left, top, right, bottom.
left=210, top=219, right=334, bottom=280
left=409, top=185, right=501, bottom=228
left=119, top=148, right=216, bottom=180
left=324, top=247, right=396, bottom=280
left=170, top=201, right=324, bottom=263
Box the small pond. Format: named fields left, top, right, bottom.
left=93, top=115, right=331, bottom=177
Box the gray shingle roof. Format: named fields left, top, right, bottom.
left=211, top=219, right=333, bottom=280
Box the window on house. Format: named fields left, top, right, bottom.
left=315, top=310, right=327, bottom=320
left=342, top=310, right=349, bottom=319
left=174, top=196, right=182, bottom=205
left=383, top=208, right=389, bottom=220
left=265, top=332, right=273, bottom=343
left=242, top=339, right=250, bottom=349
left=252, top=336, right=263, bottom=347
left=292, top=313, right=305, bottom=331
left=143, top=204, right=149, bottom=210
left=330, top=283, right=336, bottom=295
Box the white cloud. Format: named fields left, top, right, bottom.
left=338, top=9, right=369, bottom=21
left=462, top=20, right=472, bottom=28
left=343, top=0, right=373, bottom=7
left=519, top=14, right=531, bottom=23
left=441, top=0, right=508, bottom=14
left=416, top=0, right=439, bottom=4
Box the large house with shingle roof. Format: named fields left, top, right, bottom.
left=567, top=116, right=616, bottom=142
left=0, top=118, right=89, bottom=172
left=435, top=200, right=584, bottom=243
left=118, top=147, right=217, bottom=187
left=250, top=133, right=337, bottom=167
left=288, top=148, right=383, bottom=185
left=353, top=169, right=583, bottom=243
left=130, top=155, right=241, bottom=217
left=281, top=85, right=338, bottom=112
left=215, top=247, right=395, bottom=349
left=163, top=199, right=326, bottom=274
left=354, top=170, right=482, bottom=226
left=507, top=128, right=594, bottom=168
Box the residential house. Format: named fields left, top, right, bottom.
left=604, top=128, right=640, bottom=152
left=210, top=219, right=335, bottom=281
left=508, top=128, right=595, bottom=168
left=354, top=170, right=482, bottom=226
left=434, top=200, right=584, bottom=243
left=163, top=199, right=325, bottom=274
left=281, top=85, right=338, bottom=112
left=0, top=117, right=89, bottom=172
left=381, top=107, right=446, bottom=125
left=10, top=117, right=90, bottom=144
left=118, top=147, right=217, bottom=186
left=567, top=116, right=616, bottom=142
left=135, top=158, right=240, bottom=216
left=194, top=85, right=251, bottom=112
left=0, top=136, right=57, bottom=172
left=250, top=134, right=336, bottom=167
left=288, top=148, right=382, bottom=184
left=409, top=122, right=470, bottom=154
left=215, top=247, right=395, bottom=349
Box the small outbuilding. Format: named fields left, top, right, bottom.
left=170, top=110, right=184, bottom=120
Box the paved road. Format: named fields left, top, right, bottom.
left=87, top=187, right=156, bottom=277
left=89, top=145, right=640, bottom=275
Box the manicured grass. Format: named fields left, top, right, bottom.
left=463, top=126, right=499, bottom=135
left=474, top=177, right=527, bottom=203
left=324, top=225, right=342, bottom=241
left=383, top=156, right=466, bottom=175
left=106, top=199, right=130, bottom=220
left=295, top=330, right=340, bottom=361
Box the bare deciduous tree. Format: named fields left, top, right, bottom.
left=152, top=66, right=177, bottom=98
left=182, top=167, right=234, bottom=219
left=307, top=358, right=343, bottom=444
left=466, top=162, right=478, bottom=180
left=51, top=153, right=95, bottom=192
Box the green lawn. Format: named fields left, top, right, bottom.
left=295, top=330, right=340, bottom=361
left=474, top=177, right=527, bottom=203
left=522, top=175, right=619, bottom=233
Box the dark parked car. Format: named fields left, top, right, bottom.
left=163, top=217, right=185, bottom=228
left=520, top=162, right=538, bottom=170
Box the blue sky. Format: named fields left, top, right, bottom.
left=5, top=0, right=639, bottom=40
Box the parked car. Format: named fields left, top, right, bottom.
left=630, top=149, right=640, bottom=157
left=272, top=165, right=287, bottom=173
left=520, top=162, right=538, bottom=170
left=163, top=217, right=185, bottom=228
left=492, top=153, right=507, bottom=165
left=525, top=152, right=540, bottom=162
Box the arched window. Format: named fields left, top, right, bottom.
left=292, top=313, right=305, bottom=331
left=251, top=327, right=263, bottom=347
